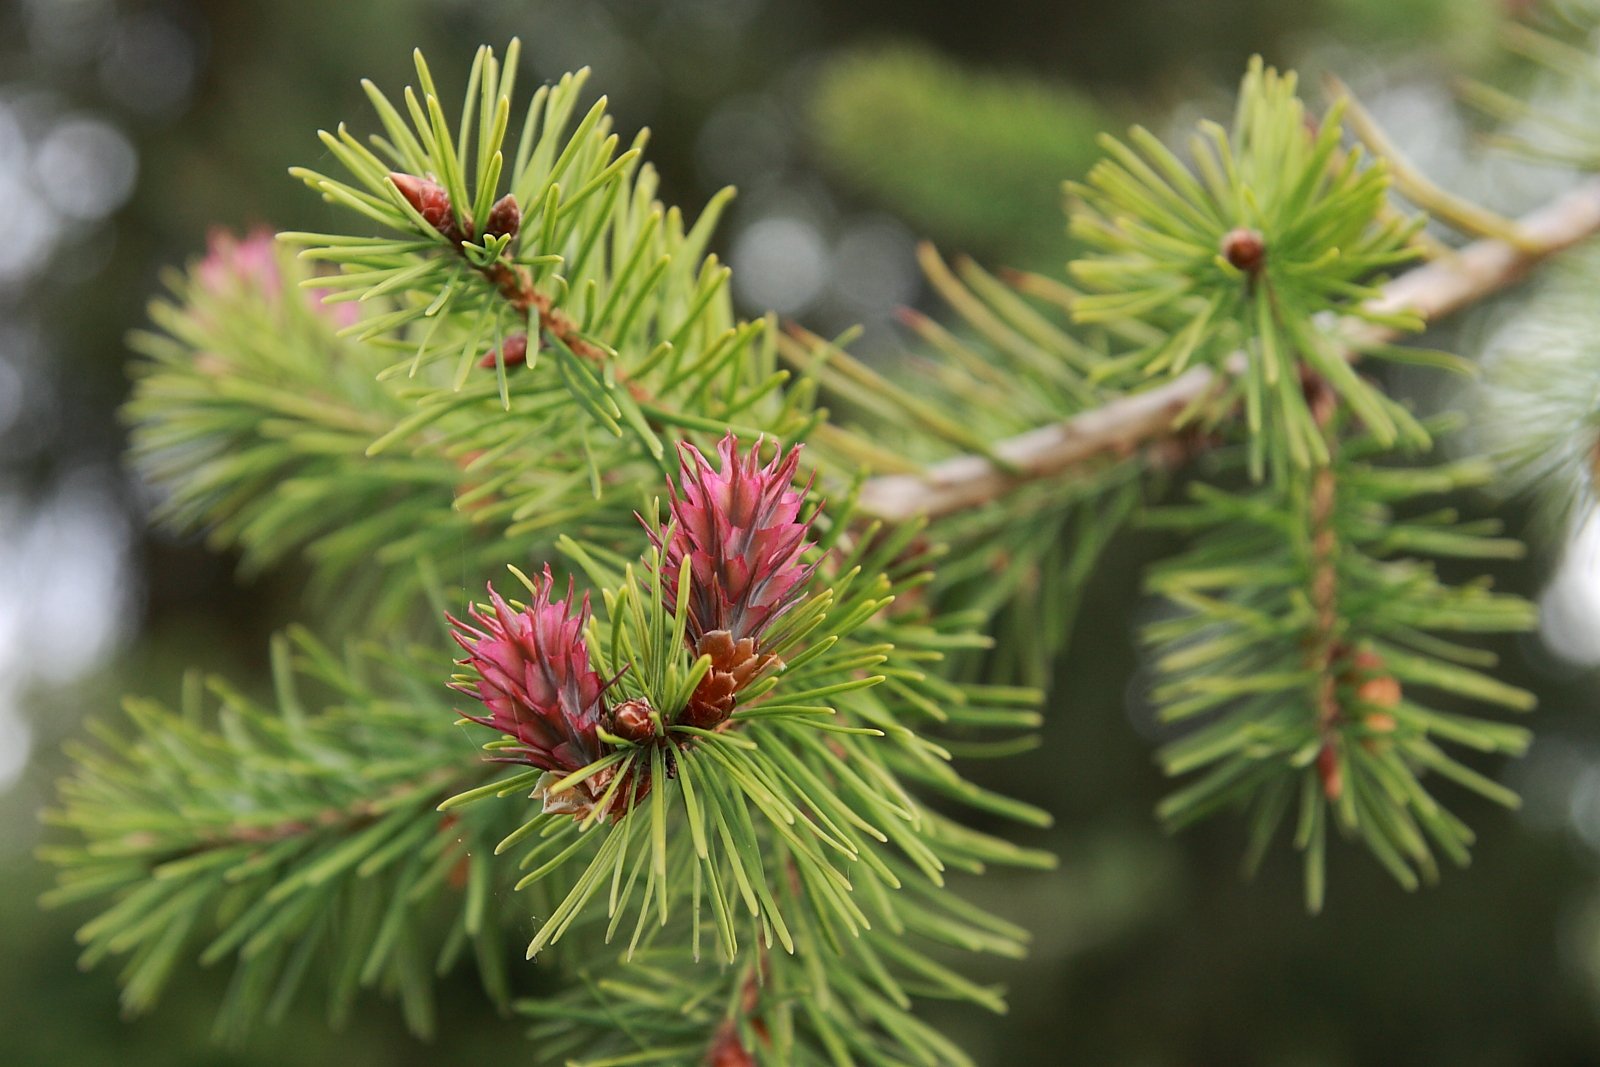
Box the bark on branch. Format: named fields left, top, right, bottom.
left=856, top=178, right=1600, bottom=524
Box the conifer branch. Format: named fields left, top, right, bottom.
left=56, top=34, right=1595, bottom=1060
left=1143, top=423, right=1537, bottom=909
left=41, top=628, right=516, bottom=1036
left=857, top=177, right=1600, bottom=523
left=403, top=180, right=654, bottom=405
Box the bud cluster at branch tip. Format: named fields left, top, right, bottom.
left=390, top=172, right=520, bottom=246
left=651, top=433, right=817, bottom=729
left=448, top=565, right=645, bottom=818
left=448, top=437, right=816, bottom=817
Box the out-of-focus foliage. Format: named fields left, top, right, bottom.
left=1326, top=0, right=1502, bottom=57
left=809, top=43, right=1113, bottom=265
left=1477, top=244, right=1600, bottom=537
left=1463, top=3, right=1600, bottom=539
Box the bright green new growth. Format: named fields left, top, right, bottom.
left=1070, top=57, right=1431, bottom=481
left=284, top=45, right=796, bottom=445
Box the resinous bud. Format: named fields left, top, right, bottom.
left=484, top=193, right=521, bottom=240
left=477, top=332, right=532, bottom=369
left=610, top=698, right=656, bottom=743
left=1221, top=227, right=1266, bottom=275
left=389, top=172, right=455, bottom=235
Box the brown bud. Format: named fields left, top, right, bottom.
left=1364, top=711, right=1398, bottom=734
left=1349, top=649, right=1385, bottom=674
left=1357, top=675, right=1401, bottom=709
left=1221, top=227, right=1266, bottom=275
left=680, top=630, right=776, bottom=730
left=484, top=193, right=521, bottom=240
left=611, top=698, right=656, bottom=743
left=706, top=1028, right=756, bottom=1067
left=1316, top=742, right=1343, bottom=802
left=477, top=332, right=532, bottom=369
left=390, top=172, right=451, bottom=228
left=390, top=172, right=466, bottom=240
left=1300, top=367, right=1337, bottom=428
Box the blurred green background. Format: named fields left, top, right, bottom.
left=5, top=0, right=1600, bottom=1063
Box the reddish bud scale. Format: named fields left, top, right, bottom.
left=478, top=332, right=532, bottom=369
left=706, top=1030, right=757, bottom=1067
left=1357, top=675, right=1402, bottom=709
left=681, top=631, right=766, bottom=730
left=1339, top=647, right=1402, bottom=711
left=390, top=172, right=469, bottom=242
left=484, top=193, right=521, bottom=239
left=1349, top=649, right=1383, bottom=673
left=705, top=974, right=769, bottom=1067
left=611, top=698, right=656, bottom=743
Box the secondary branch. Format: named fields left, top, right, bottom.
left=856, top=178, right=1600, bottom=524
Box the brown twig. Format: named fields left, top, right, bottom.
left=1300, top=369, right=1347, bottom=801
left=855, top=178, right=1600, bottom=524
left=391, top=172, right=652, bottom=403
left=479, top=258, right=653, bottom=404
